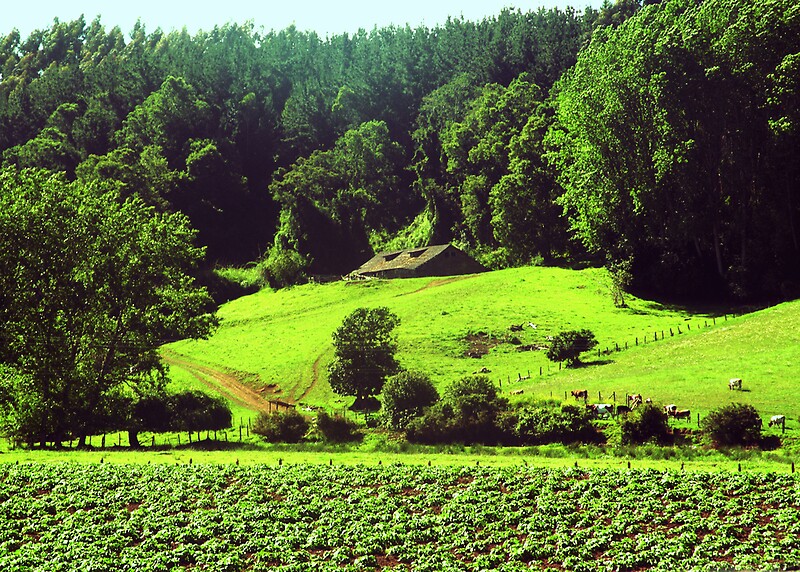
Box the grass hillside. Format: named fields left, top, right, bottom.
left=164, top=266, right=800, bottom=426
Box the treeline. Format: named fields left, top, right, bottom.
left=1, top=0, right=798, bottom=301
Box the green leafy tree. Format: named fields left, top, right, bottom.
left=169, top=391, right=232, bottom=438
left=381, top=371, right=439, bottom=430
left=328, top=307, right=401, bottom=410
left=701, top=403, right=763, bottom=447
left=406, top=375, right=507, bottom=444
left=620, top=402, right=671, bottom=445
left=546, top=329, right=598, bottom=367
left=0, top=168, right=216, bottom=447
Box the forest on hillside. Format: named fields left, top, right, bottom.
left=1, top=0, right=798, bottom=302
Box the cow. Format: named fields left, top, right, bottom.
left=571, top=389, right=588, bottom=401
left=664, top=404, right=678, bottom=416
left=769, top=415, right=786, bottom=427
left=627, top=394, right=643, bottom=409
left=729, top=378, right=743, bottom=390
left=587, top=403, right=613, bottom=418
left=673, top=409, right=691, bottom=421
left=616, top=405, right=631, bottom=417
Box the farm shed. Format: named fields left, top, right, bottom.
left=351, top=244, right=486, bottom=279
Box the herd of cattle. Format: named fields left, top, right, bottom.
left=567, top=379, right=786, bottom=429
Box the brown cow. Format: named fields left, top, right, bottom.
left=571, top=389, right=588, bottom=401
left=673, top=409, right=691, bottom=421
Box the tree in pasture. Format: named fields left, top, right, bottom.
left=701, top=403, right=763, bottom=448
left=380, top=370, right=439, bottom=430
left=252, top=409, right=309, bottom=443
left=546, top=329, right=598, bottom=367
left=327, top=307, right=401, bottom=410
left=406, top=375, right=507, bottom=444
left=0, top=168, right=216, bottom=447
left=169, top=391, right=232, bottom=441
left=620, top=402, right=671, bottom=445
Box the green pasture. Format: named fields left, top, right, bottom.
left=167, top=266, right=714, bottom=405
left=166, top=265, right=799, bottom=430
left=0, top=441, right=796, bottom=474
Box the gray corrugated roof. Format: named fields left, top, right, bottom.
left=355, top=244, right=451, bottom=274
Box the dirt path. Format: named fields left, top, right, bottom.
left=394, top=276, right=470, bottom=297
left=296, top=349, right=328, bottom=403
left=161, top=349, right=277, bottom=414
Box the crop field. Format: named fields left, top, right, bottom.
left=2, top=463, right=799, bottom=571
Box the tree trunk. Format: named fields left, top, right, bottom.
left=128, top=430, right=141, bottom=449
left=712, top=224, right=725, bottom=278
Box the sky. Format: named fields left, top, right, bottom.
left=6, top=0, right=604, bottom=39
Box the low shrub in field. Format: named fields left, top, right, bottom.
left=509, top=402, right=604, bottom=445
left=546, top=329, right=598, bottom=367
left=701, top=403, right=762, bottom=447
left=406, top=375, right=507, bottom=445
left=252, top=409, right=309, bottom=443
left=316, top=411, right=362, bottom=443
left=620, top=403, right=671, bottom=445
left=380, top=371, right=439, bottom=430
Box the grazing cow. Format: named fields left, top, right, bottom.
left=616, top=405, right=631, bottom=417
left=769, top=415, right=786, bottom=427
left=673, top=409, right=691, bottom=421
left=571, top=389, right=589, bottom=401
left=587, top=403, right=613, bottom=418
left=627, top=394, right=643, bottom=408
left=729, top=378, right=743, bottom=390
left=664, top=404, right=678, bottom=415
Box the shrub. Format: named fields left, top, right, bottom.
left=546, top=329, right=598, bottom=366
left=620, top=403, right=671, bottom=445
left=169, top=391, right=232, bottom=433
left=262, top=246, right=308, bottom=288
left=316, top=411, right=362, bottom=443
left=406, top=375, right=507, bottom=445
left=701, top=403, right=762, bottom=447
left=513, top=402, right=603, bottom=445
left=252, top=409, right=309, bottom=443
left=381, top=371, right=439, bottom=430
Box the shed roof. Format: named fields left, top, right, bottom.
left=354, top=244, right=454, bottom=275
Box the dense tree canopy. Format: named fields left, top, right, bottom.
left=0, top=0, right=797, bottom=301
left=548, top=0, right=800, bottom=299
left=328, top=307, right=401, bottom=409
left=0, top=168, right=216, bottom=446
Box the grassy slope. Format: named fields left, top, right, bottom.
left=166, top=266, right=734, bottom=406
left=166, top=265, right=799, bottom=431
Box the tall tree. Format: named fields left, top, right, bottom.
left=0, top=168, right=216, bottom=446
left=328, top=307, right=401, bottom=410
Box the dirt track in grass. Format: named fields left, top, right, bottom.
left=161, top=349, right=279, bottom=413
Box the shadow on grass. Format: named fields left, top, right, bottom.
left=572, top=359, right=614, bottom=368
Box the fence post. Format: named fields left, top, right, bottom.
left=697, top=413, right=700, bottom=427
left=636, top=337, right=638, bottom=346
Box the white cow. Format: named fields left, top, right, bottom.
left=587, top=403, right=613, bottom=418
left=769, top=415, right=786, bottom=427
left=729, top=378, right=743, bottom=390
